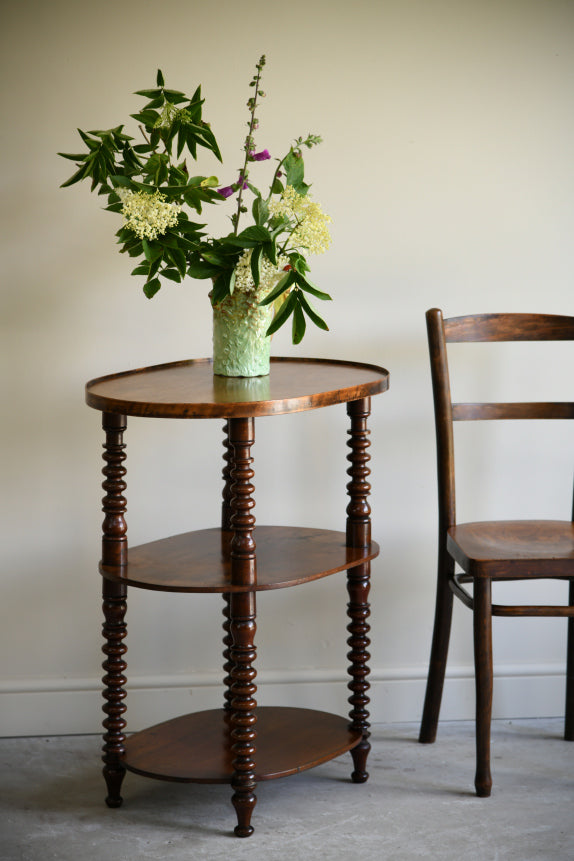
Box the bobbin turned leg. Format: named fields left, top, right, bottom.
left=100, top=412, right=128, bottom=807
left=221, top=421, right=234, bottom=712
left=228, top=417, right=258, bottom=837
left=346, top=398, right=372, bottom=783
left=102, top=579, right=128, bottom=807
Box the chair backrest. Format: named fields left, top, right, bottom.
left=426, top=308, right=574, bottom=530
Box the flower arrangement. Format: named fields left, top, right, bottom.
left=59, top=55, right=332, bottom=346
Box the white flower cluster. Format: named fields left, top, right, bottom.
left=269, top=185, right=332, bottom=255
left=233, top=248, right=288, bottom=301
left=118, top=188, right=181, bottom=241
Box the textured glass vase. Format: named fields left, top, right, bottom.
left=212, top=290, right=274, bottom=377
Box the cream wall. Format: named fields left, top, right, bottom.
left=1, top=0, right=573, bottom=735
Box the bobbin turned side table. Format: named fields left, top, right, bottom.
left=85, top=356, right=389, bottom=838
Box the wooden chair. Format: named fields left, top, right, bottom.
left=419, top=308, right=574, bottom=796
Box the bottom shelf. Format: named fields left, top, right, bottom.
left=123, top=707, right=362, bottom=784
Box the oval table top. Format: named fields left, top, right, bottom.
left=86, top=357, right=389, bottom=418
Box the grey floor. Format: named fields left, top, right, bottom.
left=1, top=719, right=572, bottom=861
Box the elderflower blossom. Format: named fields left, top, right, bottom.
left=269, top=185, right=332, bottom=255
left=119, top=189, right=181, bottom=241
left=233, top=248, right=288, bottom=300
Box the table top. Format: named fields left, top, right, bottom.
left=85, top=357, right=389, bottom=418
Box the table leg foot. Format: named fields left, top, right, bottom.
left=351, top=740, right=371, bottom=783
left=232, top=792, right=256, bottom=837
left=103, top=767, right=125, bottom=807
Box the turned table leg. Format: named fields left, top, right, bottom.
left=221, top=421, right=234, bottom=712
left=346, top=398, right=372, bottom=783
left=100, top=412, right=128, bottom=807
left=228, top=417, right=258, bottom=837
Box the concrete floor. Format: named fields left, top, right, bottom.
left=1, top=719, right=572, bottom=861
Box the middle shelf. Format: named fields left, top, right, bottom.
left=100, top=526, right=380, bottom=593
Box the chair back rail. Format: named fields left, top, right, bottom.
left=443, top=312, right=574, bottom=342
left=426, top=308, right=574, bottom=531
left=452, top=402, right=574, bottom=421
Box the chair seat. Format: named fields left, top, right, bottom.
left=447, top=520, right=574, bottom=578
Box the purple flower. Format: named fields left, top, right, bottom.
left=217, top=185, right=235, bottom=199
left=249, top=149, right=271, bottom=162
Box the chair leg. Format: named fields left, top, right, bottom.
left=419, top=551, right=455, bottom=744
left=565, top=579, right=574, bottom=741
left=473, top=577, right=493, bottom=797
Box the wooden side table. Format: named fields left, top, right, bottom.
left=86, top=357, right=389, bottom=837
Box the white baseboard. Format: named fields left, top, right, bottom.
left=0, top=664, right=567, bottom=737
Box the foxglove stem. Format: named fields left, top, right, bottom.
left=234, top=56, right=265, bottom=235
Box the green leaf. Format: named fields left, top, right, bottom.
left=142, top=238, right=152, bottom=261
left=110, top=174, right=132, bottom=187
left=143, top=278, right=161, bottom=298
left=271, top=176, right=284, bottom=195
left=135, top=88, right=162, bottom=98
left=150, top=255, right=164, bottom=278
left=160, top=268, right=182, bottom=282
left=157, top=232, right=178, bottom=248
left=259, top=270, right=296, bottom=305
left=157, top=160, right=169, bottom=184
left=263, top=240, right=277, bottom=266
left=179, top=219, right=207, bottom=234
left=59, top=163, right=90, bottom=188
left=211, top=269, right=234, bottom=304
left=252, top=196, right=269, bottom=226
left=197, top=122, right=222, bottom=162
left=130, top=109, right=160, bottom=127
left=131, top=264, right=149, bottom=276
left=284, top=152, right=305, bottom=192
left=225, top=235, right=259, bottom=249
left=188, top=261, right=220, bottom=279
left=189, top=85, right=202, bottom=111
left=202, top=251, right=229, bottom=266
left=299, top=292, right=329, bottom=330
left=294, top=271, right=332, bottom=301
left=164, top=90, right=188, bottom=105
left=184, top=127, right=197, bottom=160
left=250, top=245, right=262, bottom=287
left=143, top=97, right=165, bottom=110
left=169, top=247, right=187, bottom=278
left=266, top=291, right=297, bottom=336
left=176, top=128, right=187, bottom=159
left=236, top=225, right=272, bottom=245
left=156, top=69, right=165, bottom=87
left=58, top=151, right=88, bottom=161
left=141, top=238, right=163, bottom=263
left=292, top=300, right=307, bottom=344
left=290, top=252, right=310, bottom=275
